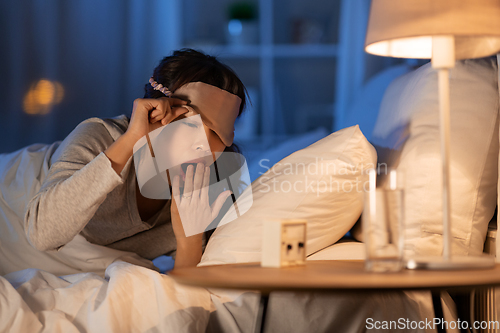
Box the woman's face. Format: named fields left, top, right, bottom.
left=157, top=108, right=225, bottom=158
left=149, top=108, right=224, bottom=148
left=149, top=108, right=226, bottom=185
left=203, top=123, right=226, bottom=159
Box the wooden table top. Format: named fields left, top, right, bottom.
left=169, top=260, right=500, bottom=294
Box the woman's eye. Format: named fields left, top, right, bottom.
left=182, top=120, right=199, bottom=128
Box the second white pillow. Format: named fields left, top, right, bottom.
left=200, top=125, right=376, bottom=266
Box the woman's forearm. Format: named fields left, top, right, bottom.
left=173, top=235, right=203, bottom=268
left=104, top=132, right=139, bottom=175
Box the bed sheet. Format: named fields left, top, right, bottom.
left=307, top=238, right=365, bottom=260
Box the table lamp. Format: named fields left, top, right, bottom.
left=364, top=0, right=500, bottom=269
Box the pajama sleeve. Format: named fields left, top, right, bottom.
left=24, top=120, right=126, bottom=251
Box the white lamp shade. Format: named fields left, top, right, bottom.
left=365, top=0, right=500, bottom=59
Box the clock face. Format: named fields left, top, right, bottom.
left=281, top=222, right=306, bottom=266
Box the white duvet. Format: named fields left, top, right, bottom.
left=0, top=261, right=213, bottom=333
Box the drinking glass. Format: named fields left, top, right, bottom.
left=363, top=168, right=404, bottom=272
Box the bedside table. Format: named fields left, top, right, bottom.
left=170, top=260, right=500, bottom=333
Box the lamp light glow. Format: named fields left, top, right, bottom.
left=23, top=79, right=64, bottom=115
left=365, top=36, right=433, bottom=59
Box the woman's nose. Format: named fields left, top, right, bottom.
left=192, top=141, right=210, bottom=153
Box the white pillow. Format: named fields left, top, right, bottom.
left=200, top=125, right=377, bottom=266
left=372, top=58, right=499, bottom=256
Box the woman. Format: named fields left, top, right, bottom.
left=19, top=48, right=247, bottom=272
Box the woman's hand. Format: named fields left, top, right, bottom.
left=125, top=97, right=188, bottom=143
left=171, top=163, right=232, bottom=268
left=105, top=97, right=188, bottom=175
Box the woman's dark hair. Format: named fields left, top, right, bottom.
left=144, top=48, right=247, bottom=117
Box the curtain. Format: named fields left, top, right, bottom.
left=0, top=0, right=178, bottom=153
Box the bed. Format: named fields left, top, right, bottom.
left=0, top=128, right=431, bottom=333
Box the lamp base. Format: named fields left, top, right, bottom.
left=406, top=255, right=495, bottom=270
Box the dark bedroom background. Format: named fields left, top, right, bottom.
left=0, top=0, right=406, bottom=157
